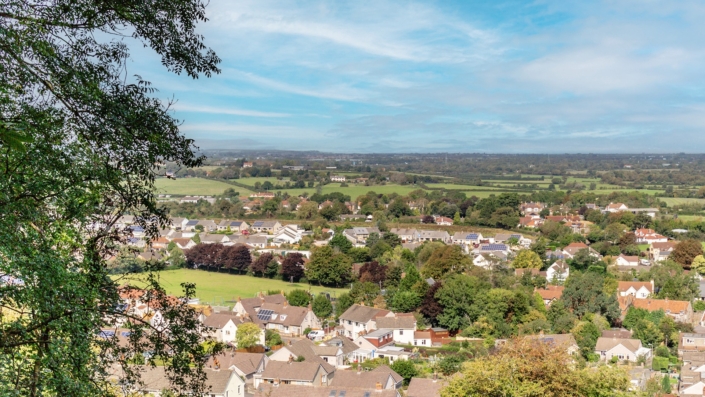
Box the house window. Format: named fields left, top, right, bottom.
left=422, top=340, right=426, bottom=345
left=399, top=330, right=403, bottom=335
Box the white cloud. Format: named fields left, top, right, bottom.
left=171, top=104, right=291, bottom=118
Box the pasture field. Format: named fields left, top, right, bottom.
left=660, top=198, right=705, bottom=206
left=236, top=177, right=289, bottom=187
left=675, top=215, right=705, bottom=221
left=113, top=269, right=346, bottom=305
left=155, top=178, right=247, bottom=196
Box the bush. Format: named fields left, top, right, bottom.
left=390, top=359, right=417, bottom=386
left=653, top=356, right=669, bottom=371
left=655, top=346, right=670, bottom=357
left=265, top=330, right=282, bottom=347
left=610, top=356, right=619, bottom=364
left=303, top=327, right=312, bottom=336
left=694, top=300, right=705, bottom=311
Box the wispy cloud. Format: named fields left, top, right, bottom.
left=171, top=103, right=291, bottom=118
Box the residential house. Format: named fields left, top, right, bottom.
left=196, top=219, right=218, bottom=232
left=250, top=192, right=275, bottom=199
left=253, top=384, right=399, bottom=397
left=418, top=230, right=451, bottom=243
left=218, top=220, right=250, bottom=233
left=594, top=337, right=651, bottom=362
left=340, top=214, right=367, bottom=221
left=546, top=260, right=570, bottom=282
left=352, top=329, right=395, bottom=360
left=343, top=227, right=381, bottom=245
left=231, top=235, right=268, bottom=249
left=321, top=336, right=360, bottom=363
left=452, top=232, right=483, bottom=246
left=243, top=162, right=253, bottom=168
left=605, top=203, right=629, bottom=213
left=171, top=238, right=196, bottom=250
left=206, top=352, right=268, bottom=383
left=520, top=202, right=545, bottom=215
left=202, top=312, right=263, bottom=346
left=269, top=338, right=339, bottom=369
left=615, top=254, right=640, bottom=267
left=374, top=314, right=417, bottom=345
left=650, top=241, right=677, bottom=263
left=330, top=366, right=403, bottom=391
left=519, top=216, right=544, bottom=228
left=413, top=328, right=451, bottom=347
left=338, top=304, right=392, bottom=339
left=434, top=216, right=453, bottom=226
left=390, top=228, right=420, bottom=242
left=634, top=228, right=668, bottom=244
left=233, top=293, right=287, bottom=316
left=535, top=286, right=564, bottom=307
left=478, top=243, right=511, bottom=255
left=494, top=233, right=528, bottom=246
left=562, top=242, right=602, bottom=259
left=617, top=281, right=654, bottom=299
left=125, top=366, right=245, bottom=397
left=545, top=215, right=582, bottom=223
left=531, top=333, right=580, bottom=355
left=318, top=200, right=334, bottom=210
left=251, top=220, right=282, bottom=234
left=602, top=329, right=633, bottom=339
left=254, top=361, right=332, bottom=388
left=330, top=175, right=346, bottom=182
left=619, top=297, right=693, bottom=323
left=273, top=224, right=304, bottom=245
left=374, top=346, right=414, bottom=363
left=182, top=219, right=200, bottom=231
left=406, top=377, right=446, bottom=397
left=678, top=333, right=705, bottom=357
left=249, top=302, right=321, bottom=336
left=629, top=208, right=660, bottom=218
left=181, top=196, right=216, bottom=204
left=200, top=233, right=229, bottom=244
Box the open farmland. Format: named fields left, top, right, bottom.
left=155, top=178, right=248, bottom=196
left=113, top=269, right=345, bottom=306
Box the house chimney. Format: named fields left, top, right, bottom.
left=375, top=382, right=383, bottom=390
left=237, top=296, right=241, bottom=302
left=357, top=366, right=362, bottom=375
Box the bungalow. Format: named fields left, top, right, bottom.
left=218, top=220, right=250, bottom=232
left=617, top=281, right=654, bottom=299
left=531, top=333, right=580, bottom=356
left=251, top=220, right=282, bottom=234
left=478, top=243, right=511, bottom=255
left=452, top=232, right=483, bottom=246
left=413, top=328, right=450, bottom=347
left=562, top=242, right=602, bottom=259
left=254, top=361, right=332, bottom=388
left=200, top=234, right=229, bottom=244
left=546, top=260, right=569, bottom=282
left=126, top=366, right=245, bottom=397
left=231, top=235, right=268, bottom=249
left=594, top=337, right=650, bottom=362
left=535, top=286, right=564, bottom=307
left=330, top=175, right=346, bottom=182
left=418, top=230, right=451, bottom=243
left=250, top=192, right=276, bottom=199
left=196, top=219, right=218, bottom=232
left=338, top=304, right=392, bottom=339
left=434, top=216, right=453, bottom=226
left=390, top=228, right=420, bottom=242
left=330, top=366, right=403, bottom=391
left=269, top=338, right=339, bottom=370
left=615, top=254, right=640, bottom=267
left=343, top=227, right=381, bottom=245
left=406, top=377, right=446, bottom=397
left=171, top=238, right=196, bottom=250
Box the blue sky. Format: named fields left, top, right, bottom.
left=130, top=0, right=705, bottom=153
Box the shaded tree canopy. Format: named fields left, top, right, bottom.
left=0, top=0, right=220, bottom=394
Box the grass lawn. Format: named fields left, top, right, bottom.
left=112, top=269, right=346, bottom=306
left=155, top=178, right=247, bottom=196
left=677, top=215, right=705, bottom=221
left=237, top=177, right=290, bottom=187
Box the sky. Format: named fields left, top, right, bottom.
left=129, top=0, right=705, bottom=153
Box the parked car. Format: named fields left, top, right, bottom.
left=307, top=330, right=325, bottom=341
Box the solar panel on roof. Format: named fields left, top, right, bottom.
left=257, top=309, right=274, bottom=321
left=339, top=391, right=346, bottom=397
left=363, top=392, right=371, bottom=397
left=99, top=331, right=115, bottom=338
left=328, top=390, right=337, bottom=397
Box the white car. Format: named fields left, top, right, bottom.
left=307, top=330, right=325, bottom=341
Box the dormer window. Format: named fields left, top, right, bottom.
left=280, top=315, right=287, bottom=321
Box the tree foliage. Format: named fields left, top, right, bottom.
left=0, top=0, right=221, bottom=392
left=512, top=250, right=543, bottom=269
left=281, top=252, right=306, bottom=282
left=312, top=294, right=333, bottom=319
left=286, top=289, right=311, bottom=307
left=236, top=323, right=261, bottom=349
left=441, top=338, right=632, bottom=397
left=670, top=239, right=704, bottom=269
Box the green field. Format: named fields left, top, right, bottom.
left=155, top=178, right=248, bottom=196
left=660, top=197, right=705, bottom=206
left=113, top=269, right=346, bottom=305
